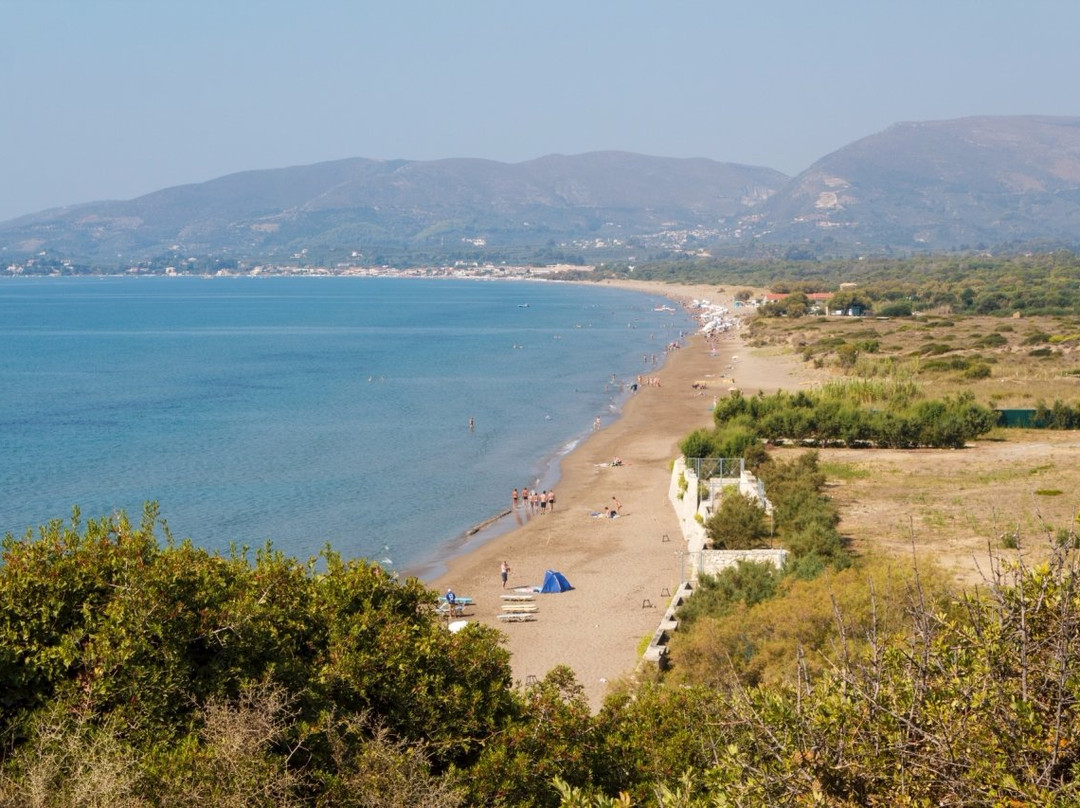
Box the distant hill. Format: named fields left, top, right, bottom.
left=754, top=116, right=1080, bottom=250
left=3, top=116, right=1080, bottom=269
left=0, top=153, right=785, bottom=268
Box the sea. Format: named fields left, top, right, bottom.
left=0, top=276, right=696, bottom=575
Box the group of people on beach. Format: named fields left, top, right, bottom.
left=589, top=496, right=623, bottom=519
left=512, top=487, right=555, bottom=514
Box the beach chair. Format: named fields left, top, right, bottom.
left=497, top=613, right=537, bottom=622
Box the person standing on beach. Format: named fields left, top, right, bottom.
left=610, top=496, right=622, bottom=518
left=500, top=560, right=510, bottom=589
left=522, top=487, right=530, bottom=511
left=512, top=488, right=519, bottom=509
left=548, top=489, right=555, bottom=512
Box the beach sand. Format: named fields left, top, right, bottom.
left=428, top=282, right=815, bottom=708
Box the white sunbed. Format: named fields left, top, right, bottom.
left=497, top=613, right=537, bottom=622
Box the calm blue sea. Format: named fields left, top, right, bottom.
left=0, top=276, right=694, bottom=574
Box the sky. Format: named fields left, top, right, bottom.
left=2, top=0, right=1078, bottom=222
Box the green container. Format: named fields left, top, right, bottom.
left=996, top=408, right=1036, bottom=428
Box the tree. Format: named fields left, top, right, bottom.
left=828, top=289, right=873, bottom=315
left=0, top=504, right=518, bottom=796
left=452, top=666, right=597, bottom=807
left=704, top=492, right=770, bottom=550
left=679, top=428, right=716, bottom=460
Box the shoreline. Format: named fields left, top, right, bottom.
left=405, top=345, right=668, bottom=583
left=427, top=280, right=815, bottom=708
left=405, top=278, right=700, bottom=583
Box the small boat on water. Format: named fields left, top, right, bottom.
left=518, top=303, right=530, bottom=308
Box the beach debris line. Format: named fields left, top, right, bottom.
left=465, top=509, right=511, bottom=536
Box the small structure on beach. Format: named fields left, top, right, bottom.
left=643, top=459, right=787, bottom=667
left=539, top=569, right=573, bottom=593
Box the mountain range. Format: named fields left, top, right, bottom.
left=4, top=115, right=1080, bottom=269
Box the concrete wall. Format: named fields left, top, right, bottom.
left=667, top=458, right=773, bottom=558
left=643, top=581, right=693, bottom=664
left=696, top=547, right=787, bottom=577
left=646, top=460, right=785, bottom=665
left=668, top=457, right=707, bottom=553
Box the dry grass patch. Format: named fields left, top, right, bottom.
left=771, top=430, right=1080, bottom=586
left=748, top=313, right=1080, bottom=407
left=744, top=311, right=1080, bottom=585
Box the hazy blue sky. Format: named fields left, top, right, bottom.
left=2, top=0, right=1078, bottom=221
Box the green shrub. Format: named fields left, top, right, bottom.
left=704, top=493, right=770, bottom=550
left=676, top=561, right=782, bottom=625
left=963, top=363, right=992, bottom=379
left=876, top=301, right=913, bottom=317
left=976, top=332, right=1008, bottom=347
left=679, top=428, right=715, bottom=459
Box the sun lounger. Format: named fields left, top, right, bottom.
left=502, top=604, right=538, bottom=613
left=500, top=594, right=535, bottom=601
left=497, top=613, right=537, bottom=622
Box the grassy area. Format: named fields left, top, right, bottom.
left=747, top=312, right=1080, bottom=407
left=746, top=310, right=1080, bottom=585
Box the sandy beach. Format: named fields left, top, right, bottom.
left=428, top=282, right=815, bottom=708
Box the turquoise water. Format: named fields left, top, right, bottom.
left=0, top=276, right=694, bottom=572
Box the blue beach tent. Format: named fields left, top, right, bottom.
left=539, top=569, right=573, bottom=594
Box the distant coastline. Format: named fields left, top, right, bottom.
left=1, top=262, right=594, bottom=281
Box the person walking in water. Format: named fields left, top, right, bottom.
left=500, top=560, right=511, bottom=589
